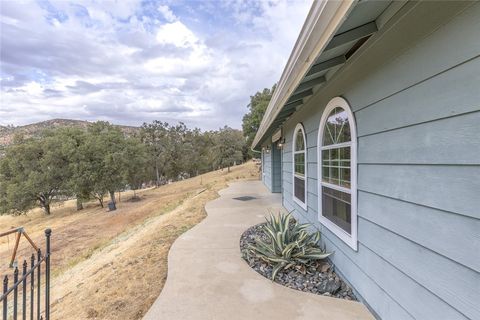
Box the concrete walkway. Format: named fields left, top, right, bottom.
left=144, top=181, right=373, bottom=320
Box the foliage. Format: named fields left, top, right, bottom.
left=162, top=122, right=191, bottom=180
left=242, top=85, right=276, bottom=153
left=122, top=136, right=150, bottom=196
left=70, top=127, right=105, bottom=208
left=140, top=120, right=169, bottom=186
left=0, top=129, right=77, bottom=214
left=86, top=122, right=128, bottom=209
left=212, top=126, right=245, bottom=172
left=247, top=212, right=331, bottom=280
left=0, top=119, right=246, bottom=215
left=140, top=122, right=245, bottom=180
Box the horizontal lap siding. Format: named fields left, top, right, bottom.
left=358, top=217, right=480, bottom=319
left=358, top=109, right=480, bottom=165
left=277, top=2, right=480, bottom=320
left=307, top=146, right=317, bottom=163
left=271, top=147, right=282, bottom=193
left=289, top=197, right=414, bottom=320
left=344, top=1, right=480, bottom=112
left=358, top=165, right=480, bottom=219
left=355, top=57, right=480, bottom=137
left=358, top=192, right=480, bottom=273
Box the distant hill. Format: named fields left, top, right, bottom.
left=0, top=119, right=140, bottom=148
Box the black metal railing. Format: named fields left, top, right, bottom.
left=1, top=229, right=51, bottom=320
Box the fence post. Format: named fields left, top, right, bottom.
left=3, top=276, right=7, bottom=320
left=30, top=254, right=34, bottom=320
left=1, top=229, right=52, bottom=320
left=13, top=267, right=18, bottom=320
left=22, top=260, right=27, bottom=320
left=36, top=249, right=41, bottom=320
left=45, top=229, right=51, bottom=320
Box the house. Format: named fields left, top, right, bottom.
left=252, top=1, right=480, bottom=319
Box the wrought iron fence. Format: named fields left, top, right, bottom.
left=1, top=229, right=51, bottom=320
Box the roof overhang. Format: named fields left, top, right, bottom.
left=252, top=0, right=357, bottom=150
left=252, top=0, right=400, bottom=150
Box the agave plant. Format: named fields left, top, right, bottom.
left=247, top=212, right=331, bottom=280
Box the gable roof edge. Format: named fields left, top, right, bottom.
left=252, top=0, right=357, bottom=150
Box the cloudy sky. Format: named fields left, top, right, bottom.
left=0, top=0, right=311, bottom=130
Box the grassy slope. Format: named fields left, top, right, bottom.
left=0, top=162, right=260, bottom=319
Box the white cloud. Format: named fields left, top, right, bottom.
left=158, top=5, right=177, bottom=22
left=156, top=20, right=198, bottom=47
left=0, top=0, right=312, bottom=129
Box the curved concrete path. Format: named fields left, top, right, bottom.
left=144, top=181, right=373, bottom=320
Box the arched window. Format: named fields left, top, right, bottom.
left=318, top=97, right=357, bottom=250
left=293, top=123, right=307, bottom=209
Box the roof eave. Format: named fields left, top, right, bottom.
left=252, top=0, right=357, bottom=150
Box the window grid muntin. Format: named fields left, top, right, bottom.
left=294, top=152, right=305, bottom=176
left=317, top=97, right=357, bottom=250
left=321, top=133, right=352, bottom=232
left=322, top=107, right=351, bottom=146
left=293, top=124, right=307, bottom=207
left=321, top=145, right=351, bottom=188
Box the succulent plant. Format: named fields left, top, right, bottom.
left=247, top=212, right=331, bottom=280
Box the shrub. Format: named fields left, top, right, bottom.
left=247, top=212, right=331, bottom=280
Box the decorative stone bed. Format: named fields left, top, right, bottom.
left=240, top=223, right=357, bottom=300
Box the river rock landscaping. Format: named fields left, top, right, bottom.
left=240, top=223, right=357, bottom=300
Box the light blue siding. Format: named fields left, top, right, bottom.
left=261, top=142, right=282, bottom=193
left=355, top=56, right=480, bottom=137
left=358, top=218, right=480, bottom=318
left=345, top=1, right=480, bottom=112
left=358, top=165, right=480, bottom=219
left=358, top=191, right=480, bottom=272
left=271, top=145, right=282, bottom=193
left=261, top=147, right=272, bottom=191
left=358, top=111, right=480, bottom=165
left=271, top=2, right=480, bottom=319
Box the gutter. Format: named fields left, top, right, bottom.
left=252, top=0, right=357, bottom=150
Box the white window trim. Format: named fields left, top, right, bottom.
left=317, top=97, right=358, bottom=251
left=292, top=123, right=308, bottom=210
left=262, top=149, right=265, bottom=178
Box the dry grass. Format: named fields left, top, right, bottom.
left=0, top=161, right=260, bottom=319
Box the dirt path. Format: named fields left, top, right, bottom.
left=0, top=162, right=260, bottom=319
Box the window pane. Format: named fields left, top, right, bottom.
left=322, top=186, right=351, bottom=234
left=339, top=121, right=351, bottom=144
left=294, top=153, right=305, bottom=175
left=331, top=167, right=339, bottom=185
left=322, top=166, right=329, bottom=181
left=340, top=146, right=350, bottom=159
left=339, top=168, right=350, bottom=188
left=323, top=123, right=335, bottom=145
left=322, top=107, right=351, bottom=145
left=331, top=148, right=338, bottom=162
left=322, top=148, right=329, bottom=162
left=322, top=146, right=351, bottom=187
left=294, top=176, right=305, bottom=203
left=295, top=129, right=305, bottom=151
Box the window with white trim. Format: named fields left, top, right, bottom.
left=318, top=97, right=357, bottom=250
left=293, top=124, right=307, bottom=209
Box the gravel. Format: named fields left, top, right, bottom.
left=240, top=223, right=357, bottom=300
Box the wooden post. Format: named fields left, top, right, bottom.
left=10, top=230, right=21, bottom=268
left=22, top=230, right=39, bottom=252
left=1, top=227, right=39, bottom=268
